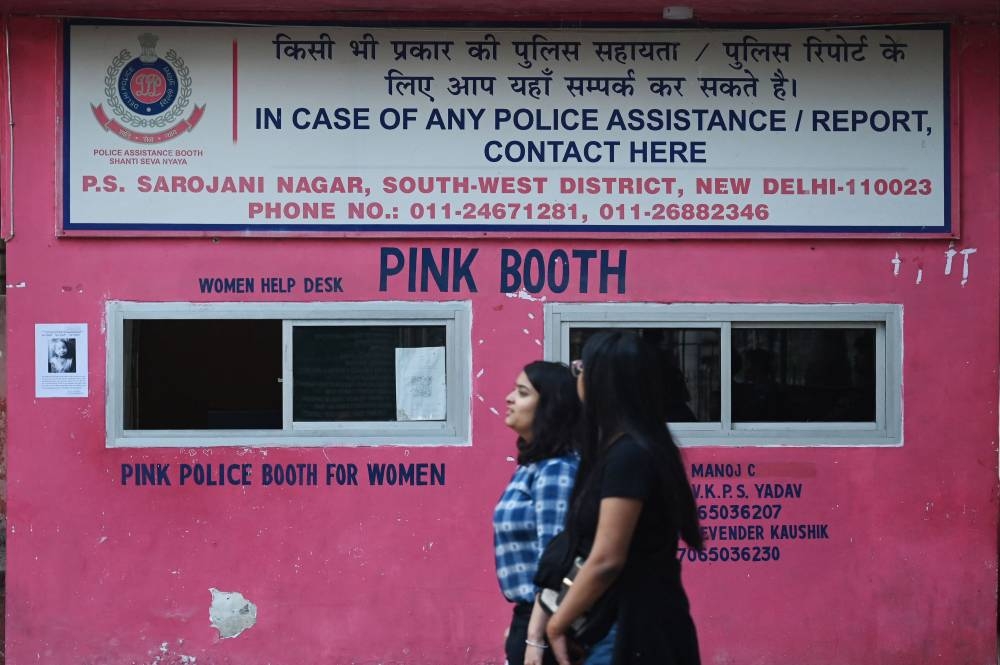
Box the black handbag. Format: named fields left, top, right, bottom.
left=534, top=530, right=618, bottom=648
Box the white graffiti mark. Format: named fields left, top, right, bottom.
left=960, top=248, right=977, bottom=286
left=915, top=268, right=923, bottom=285
left=891, top=252, right=901, bottom=276
left=944, top=242, right=957, bottom=275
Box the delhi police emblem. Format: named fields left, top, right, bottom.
left=91, top=33, right=205, bottom=143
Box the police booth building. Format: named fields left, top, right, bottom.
left=1, top=2, right=998, bottom=663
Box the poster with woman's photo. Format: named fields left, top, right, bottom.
left=35, top=323, right=88, bottom=397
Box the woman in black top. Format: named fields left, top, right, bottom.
left=546, top=331, right=704, bottom=665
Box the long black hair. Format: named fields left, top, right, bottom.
left=577, top=331, right=703, bottom=550
left=516, top=360, right=581, bottom=465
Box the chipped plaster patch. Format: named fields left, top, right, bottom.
left=504, top=289, right=547, bottom=302
left=149, top=640, right=197, bottom=664
left=209, top=588, right=257, bottom=639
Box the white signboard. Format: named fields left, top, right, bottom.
left=64, top=23, right=950, bottom=235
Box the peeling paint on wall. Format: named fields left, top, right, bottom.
left=504, top=289, right=547, bottom=302
left=149, top=640, right=197, bottom=664
left=208, top=588, right=257, bottom=639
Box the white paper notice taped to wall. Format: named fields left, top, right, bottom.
left=395, top=346, right=446, bottom=421
left=35, top=323, right=88, bottom=398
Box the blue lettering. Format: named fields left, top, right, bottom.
left=522, top=249, right=545, bottom=294
left=367, top=463, right=445, bottom=486
left=629, top=141, right=706, bottom=163
left=178, top=463, right=251, bottom=486
left=452, top=248, right=479, bottom=292
left=262, top=463, right=317, bottom=486
left=600, top=250, right=627, bottom=294
left=255, top=107, right=281, bottom=129
left=770, top=524, right=829, bottom=539
left=425, top=107, right=486, bottom=130
left=547, top=249, right=570, bottom=293
left=691, top=463, right=743, bottom=478
left=572, top=249, right=596, bottom=293
left=260, top=277, right=295, bottom=293
left=499, top=249, right=521, bottom=293
left=198, top=277, right=255, bottom=294
left=755, top=482, right=803, bottom=499
left=379, top=247, right=477, bottom=293
left=421, top=247, right=449, bottom=292
left=121, top=463, right=171, bottom=486
left=691, top=483, right=717, bottom=499
left=325, top=463, right=359, bottom=486
left=379, top=247, right=405, bottom=291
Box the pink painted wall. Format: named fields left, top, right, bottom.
left=4, top=16, right=998, bottom=665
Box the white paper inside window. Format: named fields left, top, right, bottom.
left=395, top=346, right=446, bottom=421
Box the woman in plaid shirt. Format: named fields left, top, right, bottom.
left=494, top=361, right=581, bottom=665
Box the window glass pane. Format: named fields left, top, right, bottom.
left=569, top=327, right=720, bottom=422
left=292, top=325, right=447, bottom=422
left=123, top=319, right=283, bottom=430
left=732, top=328, right=876, bottom=422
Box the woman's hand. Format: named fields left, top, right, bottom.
left=525, top=595, right=551, bottom=665
left=546, top=622, right=586, bottom=665
left=547, top=630, right=573, bottom=665
left=524, top=642, right=546, bottom=665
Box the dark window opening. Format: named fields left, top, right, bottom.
left=732, top=328, right=875, bottom=422
left=569, top=327, right=721, bottom=423
left=292, top=325, right=447, bottom=422
left=124, top=319, right=283, bottom=430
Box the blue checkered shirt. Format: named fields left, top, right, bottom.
left=493, top=454, right=579, bottom=604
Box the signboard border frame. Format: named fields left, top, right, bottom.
left=59, top=19, right=959, bottom=239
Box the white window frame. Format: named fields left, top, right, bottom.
left=544, top=303, right=902, bottom=447
left=106, top=301, right=471, bottom=448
